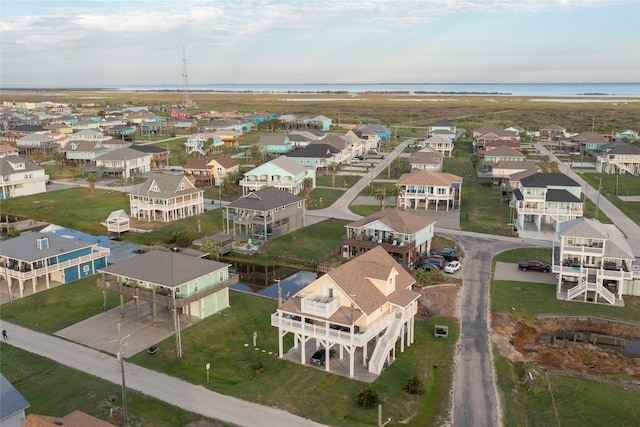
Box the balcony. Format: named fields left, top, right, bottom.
left=1, top=248, right=111, bottom=281
left=271, top=303, right=417, bottom=347
left=301, top=293, right=341, bottom=317
left=562, top=244, right=604, bottom=256
left=341, top=236, right=415, bottom=254
left=97, top=274, right=239, bottom=308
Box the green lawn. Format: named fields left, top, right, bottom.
left=0, top=345, right=228, bottom=427
left=0, top=276, right=122, bottom=334
left=495, top=354, right=640, bottom=427
left=257, top=218, right=349, bottom=263
left=1, top=283, right=459, bottom=427
left=580, top=172, right=640, bottom=227
left=493, top=248, right=552, bottom=265
left=492, top=280, right=640, bottom=323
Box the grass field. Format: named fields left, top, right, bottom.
left=0, top=344, right=229, bottom=427
left=491, top=248, right=640, bottom=425
left=0, top=283, right=459, bottom=427
left=580, top=172, right=640, bottom=227
left=495, top=354, right=640, bottom=427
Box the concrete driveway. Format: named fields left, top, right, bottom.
left=494, top=262, right=556, bottom=285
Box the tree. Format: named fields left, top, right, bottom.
left=87, top=173, right=97, bottom=194
left=548, top=161, right=560, bottom=173
left=201, top=241, right=220, bottom=261
left=327, top=162, right=340, bottom=190
left=52, top=151, right=65, bottom=171
left=374, top=188, right=386, bottom=209
left=249, top=145, right=263, bottom=166
left=415, top=268, right=429, bottom=284
left=32, top=149, right=45, bottom=165
left=539, top=155, right=550, bottom=172
left=223, top=169, right=243, bottom=192
left=469, top=153, right=481, bottom=172
left=176, top=153, right=188, bottom=167
left=387, top=185, right=403, bottom=208
left=204, top=138, right=214, bottom=155
left=300, top=176, right=314, bottom=202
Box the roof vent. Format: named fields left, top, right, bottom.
left=53, top=421, right=63, bottom=426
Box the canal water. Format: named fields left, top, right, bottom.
left=40, top=224, right=140, bottom=264
left=228, top=260, right=317, bottom=301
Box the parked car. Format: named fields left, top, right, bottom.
left=427, top=257, right=446, bottom=269
left=350, top=158, right=360, bottom=163
left=415, top=262, right=440, bottom=272
left=518, top=260, right=551, bottom=272
left=310, top=348, right=336, bottom=366
left=433, top=248, right=460, bottom=261
left=444, top=261, right=461, bottom=274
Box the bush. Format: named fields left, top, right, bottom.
left=355, top=388, right=380, bottom=408
left=166, top=230, right=199, bottom=247
left=402, top=376, right=425, bottom=395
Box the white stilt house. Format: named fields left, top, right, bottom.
left=271, top=246, right=420, bottom=378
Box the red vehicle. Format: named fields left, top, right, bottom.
left=518, top=260, right=551, bottom=272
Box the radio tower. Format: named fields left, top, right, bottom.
left=181, top=46, right=193, bottom=107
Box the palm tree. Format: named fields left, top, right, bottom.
left=204, top=138, right=214, bottom=155
left=249, top=145, right=263, bottom=166
left=548, top=161, right=560, bottom=173
left=388, top=185, right=403, bottom=208
left=469, top=153, right=481, bottom=172
left=374, top=188, right=386, bottom=209
left=300, top=176, right=314, bottom=202
left=87, top=173, right=97, bottom=194
left=539, top=155, right=551, bottom=172
left=327, top=162, right=340, bottom=191
left=32, top=149, right=45, bottom=165
left=52, top=151, right=65, bottom=171
left=223, top=169, right=242, bottom=192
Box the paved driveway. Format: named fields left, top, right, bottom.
left=494, top=262, right=556, bottom=285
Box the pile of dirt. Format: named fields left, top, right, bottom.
left=417, top=284, right=461, bottom=318
left=491, top=313, right=640, bottom=380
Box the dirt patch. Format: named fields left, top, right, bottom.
left=417, top=284, right=461, bottom=318
left=491, top=314, right=640, bottom=380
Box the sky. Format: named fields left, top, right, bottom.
left=1, top=0, right=639, bottom=87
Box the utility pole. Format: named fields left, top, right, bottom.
left=117, top=323, right=129, bottom=427
left=595, top=177, right=602, bottom=220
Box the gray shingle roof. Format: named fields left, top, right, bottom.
left=0, top=232, right=97, bottom=262
left=520, top=173, right=579, bottom=188
left=0, top=156, right=43, bottom=175
left=545, top=189, right=582, bottom=203
left=98, top=251, right=230, bottom=288
left=1, top=373, right=30, bottom=420
left=346, top=208, right=435, bottom=235
left=136, top=173, right=203, bottom=199
left=227, top=187, right=303, bottom=211
left=558, top=218, right=634, bottom=260
left=285, top=144, right=340, bottom=158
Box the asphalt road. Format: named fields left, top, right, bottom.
left=1, top=323, right=328, bottom=427
left=438, top=230, right=550, bottom=427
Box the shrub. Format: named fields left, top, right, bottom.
left=402, top=376, right=424, bottom=395
left=355, top=388, right=380, bottom=408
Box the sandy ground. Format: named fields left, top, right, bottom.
left=417, top=284, right=461, bottom=318
left=491, top=312, right=640, bottom=384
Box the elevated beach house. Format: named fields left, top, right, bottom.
left=0, top=232, right=109, bottom=300
left=97, top=251, right=239, bottom=356
left=341, top=208, right=435, bottom=268
left=552, top=218, right=640, bottom=305
left=129, top=173, right=204, bottom=223
left=271, top=246, right=420, bottom=378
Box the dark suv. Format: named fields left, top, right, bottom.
left=310, top=348, right=336, bottom=365
left=433, top=248, right=460, bottom=261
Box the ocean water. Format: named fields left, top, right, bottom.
left=104, top=83, right=640, bottom=97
